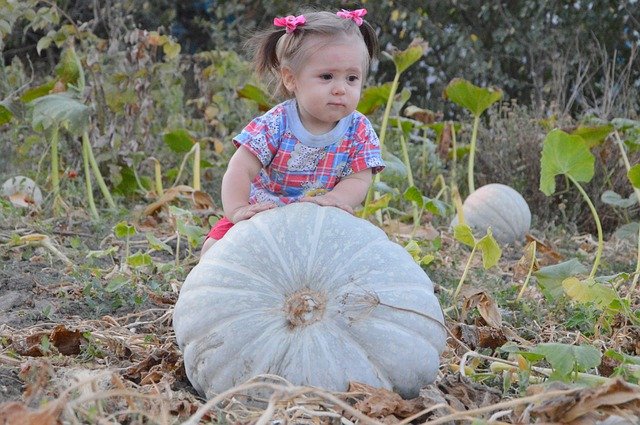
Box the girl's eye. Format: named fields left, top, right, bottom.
left=348, top=75, right=359, bottom=82
left=320, top=74, right=332, bottom=80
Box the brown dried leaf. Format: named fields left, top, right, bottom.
left=143, top=185, right=195, bottom=216
left=0, top=400, right=63, bottom=425
left=459, top=287, right=502, bottom=328
left=438, top=122, right=453, bottom=160
left=528, top=379, right=640, bottom=423
left=192, top=190, right=214, bottom=210
left=525, top=234, right=563, bottom=264
left=513, top=240, right=539, bottom=281
left=50, top=325, right=85, bottom=356
left=451, top=323, right=507, bottom=351
left=348, top=382, right=422, bottom=420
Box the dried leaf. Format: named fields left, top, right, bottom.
left=192, top=190, right=214, bottom=210
left=50, top=325, right=85, bottom=355
left=0, top=401, right=63, bottom=425
left=348, top=382, right=422, bottom=420
left=513, top=240, right=539, bottom=281
left=459, top=287, right=502, bottom=328
left=525, top=234, right=563, bottom=264
left=528, top=379, right=640, bottom=423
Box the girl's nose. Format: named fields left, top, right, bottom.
left=332, top=82, right=346, bottom=95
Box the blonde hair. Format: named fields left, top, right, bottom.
left=247, top=10, right=379, bottom=98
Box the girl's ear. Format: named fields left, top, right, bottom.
left=281, top=67, right=296, bottom=93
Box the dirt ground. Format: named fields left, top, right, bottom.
left=1, top=205, right=639, bottom=423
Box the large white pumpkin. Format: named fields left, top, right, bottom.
left=451, top=183, right=531, bottom=245
left=173, top=202, right=446, bottom=399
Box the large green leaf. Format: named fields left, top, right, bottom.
left=534, top=258, right=588, bottom=300
left=443, top=78, right=502, bottom=117
left=539, top=129, right=594, bottom=196
left=532, top=343, right=601, bottom=380
left=237, top=84, right=273, bottom=112
left=477, top=230, right=502, bottom=269
left=357, top=83, right=392, bottom=115
left=30, top=93, right=90, bottom=135
left=562, top=276, right=619, bottom=309
left=570, top=124, right=613, bottom=148
left=388, top=39, right=425, bottom=74
left=453, top=224, right=475, bottom=248
left=164, top=129, right=194, bottom=153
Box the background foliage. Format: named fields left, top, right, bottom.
left=1, top=0, right=639, bottom=232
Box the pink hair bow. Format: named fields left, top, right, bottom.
left=336, top=8, right=367, bottom=26
left=273, top=15, right=306, bottom=33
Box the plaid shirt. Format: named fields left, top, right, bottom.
left=234, top=100, right=385, bottom=205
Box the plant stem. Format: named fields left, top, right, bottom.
left=82, top=133, right=99, bottom=220
left=453, top=245, right=476, bottom=301
left=84, top=132, right=116, bottom=209
left=568, top=176, right=603, bottom=278
left=516, top=241, right=537, bottom=301
left=50, top=126, right=62, bottom=214
left=613, top=130, right=640, bottom=298
left=151, top=157, right=164, bottom=196
left=467, top=115, right=480, bottom=194
left=193, top=142, right=201, bottom=191
left=397, top=121, right=419, bottom=228
left=362, top=73, right=400, bottom=221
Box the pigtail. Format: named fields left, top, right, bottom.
left=359, top=20, right=379, bottom=61
left=247, top=28, right=284, bottom=80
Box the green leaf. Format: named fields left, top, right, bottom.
left=389, top=40, right=426, bottom=74
left=532, top=343, right=601, bottom=379
left=30, top=93, right=90, bottom=135
left=601, top=190, right=637, bottom=208
left=453, top=224, right=475, bottom=248
left=628, top=164, right=640, bottom=188
left=359, top=193, right=392, bottom=217
left=443, top=78, right=503, bottom=117
left=539, top=129, right=595, bottom=196
left=126, top=251, right=153, bottom=268
left=357, top=83, right=392, bottom=115
left=163, top=40, right=181, bottom=60
left=20, top=80, right=56, bottom=102
left=477, top=230, right=502, bottom=269
left=424, top=198, right=449, bottom=217
left=611, top=118, right=640, bottom=132
left=36, top=35, right=53, bottom=54
left=237, top=84, right=273, bottom=112
left=403, top=186, right=424, bottom=208
left=55, top=47, right=81, bottom=86
left=176, top=221, right=205, bottom=248
left=113, top=221, right=136, bottom=239
left=0, top=104, right=12, bottom=125
left=534, top=259, right=588, bottom=300
left=381, top=150, right=407, bottom=176
left=562, top=277, right=619, bottom=309
left=570, top=124, right=613, bottom=148
left=163, top=129, right=194, bottom=153
left=145, top=233, right=173, bottom=254
left=105, top=276, right=128, bottom=293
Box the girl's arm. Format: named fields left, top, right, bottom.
left=300, top=168, right=373, bottom=214
left=221, top=146, right=277, bottom=223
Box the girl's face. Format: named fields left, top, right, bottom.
left=282, top=37, right=366, bottom=135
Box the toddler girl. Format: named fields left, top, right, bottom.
left=202, top=8, right=385, bottom=255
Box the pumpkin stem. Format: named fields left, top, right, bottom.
left=284, top=289, right=327, bottom=328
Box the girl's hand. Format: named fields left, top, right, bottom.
left=229, top=203, right=277, bottom=224
left=300, top=194, right=354, bottom=215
